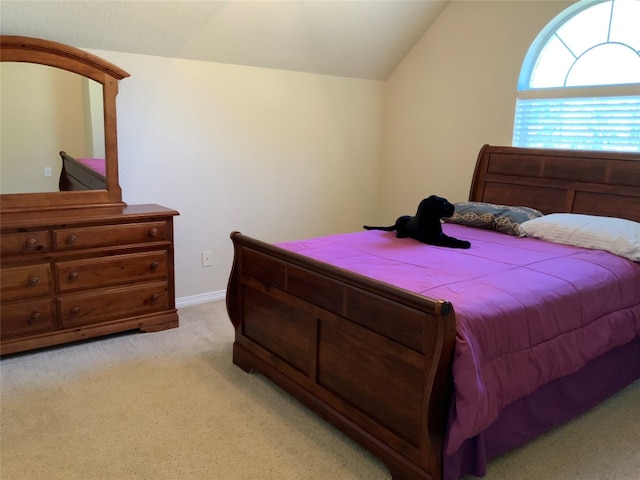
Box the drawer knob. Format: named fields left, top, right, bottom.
left=25, top=238, right=37, bottom=249
left=151, top=293, right=160, bottom=302
left=29, top=312, right=41, bottom=324
left=149, top=228, right=159, bottom=237
left=67, top=234, right=77, bottom=244
left=28, top=276, right=39, bottom=286
left=71, top=306, right=80, bottom=315
left=150, top=261, right=159, bottom=270
left=68, top=272, right=79, bottom=281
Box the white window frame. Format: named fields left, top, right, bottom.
left=513, top=0, right=640, bottom=153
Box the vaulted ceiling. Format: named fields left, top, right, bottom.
left=0, top=0, right=449, bottom=80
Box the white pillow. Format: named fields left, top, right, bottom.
left=520, top=213, right=640, bottom=261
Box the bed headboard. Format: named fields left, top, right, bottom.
left=469, top=145, right=640, bottom=222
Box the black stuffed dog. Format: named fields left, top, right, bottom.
left=364, top=195, right=471, bottom=249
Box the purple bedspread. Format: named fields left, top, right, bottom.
left=277, top=224, right=640, bottom=455
left=77, top=157, right=106, bottom=176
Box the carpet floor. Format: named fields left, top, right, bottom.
left=1, top=301, right=638, bottom=480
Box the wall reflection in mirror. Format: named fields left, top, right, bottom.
left=0, top=62, right=105, bottom=194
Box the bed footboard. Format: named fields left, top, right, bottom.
left=59, top=151, right=106, bottom=191
left=226, top=232, right=456, bottom=480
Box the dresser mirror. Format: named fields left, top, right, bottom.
left=0, top=36, right=129, bottom=212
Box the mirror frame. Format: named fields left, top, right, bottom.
left=1, top=35, right=129, bottom=212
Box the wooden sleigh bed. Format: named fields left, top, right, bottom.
left=59, top=150, right=107, bottom=191
left=226, top=144, right=640, bottom=480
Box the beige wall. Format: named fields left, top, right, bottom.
left=380, top=0, right=573, bottom=220
left=1, top=1, right=575, bottom=303
left=91, top=50, right=384, bottom=302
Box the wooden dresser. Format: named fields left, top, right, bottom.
left=0, top=204, right=179, bottom=355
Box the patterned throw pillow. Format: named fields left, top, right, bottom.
left=443, top=202, right=544, bottom=237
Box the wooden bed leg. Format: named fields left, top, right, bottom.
left=232, top=343, right=256, bottom=373
left=387, top=463, right=434, bottom=480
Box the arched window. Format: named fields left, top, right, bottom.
left=513, top=0, right=640, bottom=152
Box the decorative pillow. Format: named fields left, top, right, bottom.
left=519, top=213, right=640, bottom=261
left=443, top=202, right=544, bottom=237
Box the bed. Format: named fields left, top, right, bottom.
left=225, top=144, right=640, bottom=480
left=59, top=150, right=106, bottom=191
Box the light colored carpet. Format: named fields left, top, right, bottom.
left=1, top=301, right=638, bottom=480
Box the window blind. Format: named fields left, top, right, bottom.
left=513, top=95, right=640, bottom=152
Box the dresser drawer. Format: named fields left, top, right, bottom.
left=0, top=264, right=52, bottom=301
left=1, top=231, right=50, bottom=256
left=55, top=251, right=168, bottom=292
left=53, top=221, right=169, bottom=250
left=1, top=299, right=56, bottom=338
left=58, top=282, right=169, bottom=328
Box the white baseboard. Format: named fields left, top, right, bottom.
left=176, top=290, right=226, bottom=308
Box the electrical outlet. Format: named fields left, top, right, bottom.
left=202, top=250, right=213, bottom=267
left=44, top=167, right=52, bottom=177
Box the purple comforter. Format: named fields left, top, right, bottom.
left=76, top=157, right=106, bottom=176
left=277, top=224, right=640, bottom=455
